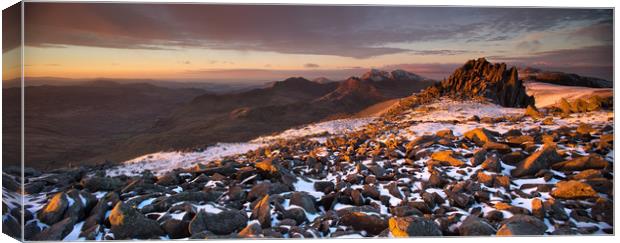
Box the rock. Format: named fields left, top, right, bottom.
left=251, top=195, right=272, bottom=228
left=33, top=216, right=77, bottom=241
left=190, top=209, right=247, bottom=235
left=464, top=128, right=498, bottom=146
left=340, top=212, right=387, bottom=235
left=25, top=181, right=46, bottom=194
left=505, top=135, right=534, bottom=147
left=531, top=198, right=545, bottom=219
left=256, top=158, right=278, bottom=174
left=446, top=191, right=472, bottom=209
left=524, top=105, right=542, bottom=119
left=483, top=142, right=512, bottom=154
left=83, top=192, right=119, bottom=230
left=37, top=192, right=68, bottom=225
left=551, top=180, right=598, bottom=199
left=541, top=117, right=554, bottom=125
left=496, top=215, right=547, bottom=235
left=156, top=172, right=180, bottom=186
left=501, top=151, right=527, bottom=165
left=476, top=172, right=494, bottom=187
left=458, top=216, right=496, bottom=236
left=237, top=222, right=263, bottom=238
left=313, top=181, right=335, bottom=194
left=388, top=216, right=442, bottom=237
left=247, top=182, right=290, bottom=202
left=350, top=189, right=364, bottom=206
left=81, top=176, right=124, bottom=191
left=481, top=154, right=502, bottom=173
left=385, top=182, right=403, bottom=199
left=109, top=202, right=164, bottom=239
left=512, top=144, right=563, bottom=177
left=584, top=178, right=613, bottom=195
left=558, top=98, right=572, bottom=115
left=471, top=149, right=488, bottom=166
left=428, top=173, right=447, bottom=188
left=2, top=215, right=21, bottom=239
left=430, top=150, right=464, bottom=167
left=543, top=198, right=569, bottom=221
left=494, top=175, right=511, bottom=189
left=290, top=192, right=317, bottom=214
left=64, top=189, right=96, bottom=221
left=162, top=219, right=191, bottom=239
left=391, top=206, right=423, bottom=217
left=279, top=206, right=307, bottom=225
left=436, top=129, right=456, bottom=140
left=188, top=210, right=209, bottom=236
left=551, top=155, right=608, bottom=171
left=572, top=169, right=603, bottom=180
left=359, top=185, right=379, bottom=201
left=437, top=58, right=534, bottom=108
left=591, top=198, right=613, bottom=225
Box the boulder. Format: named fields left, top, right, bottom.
left=289, top=192, right=317, bottom=214
left=551, top=155, right=608, bottom=171
left=33, top=216, right=77, bottom=241
left=524, top=105, right=542, bottom=119
left=247, top=182, right=290, bottom=202
left=496, top=215, right=547, bottom=235
left=37, top=192, right=69, bottom=225
left=340, top=212, right=387, bottom=236
left=458, top=216, right=496, bottom=236
left=388, top=216, right=442, bottom=237
left=512, top=144, right=563, bottom=177
left=109, top=202, right=164, bottom=239
left=464, top=128, right=498, bottom=146
left=551, top=180, right=598, bottom=199
left=430, top=150, right=464, bottom=167
left=189, top=209, right=247, bottom=235
left=251, top=195, right=272, bottom=228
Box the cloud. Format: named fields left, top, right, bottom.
left=489, top=45, right=612, bottom=80
left=304, top=63, right=320, bottom=68
left=23, top=3, right=612, bottom=58
left=410, top=49, right=478, bottom=56
left=515, top=40, right=542, bottom=51
left=2, top=2, right=21, bottom=52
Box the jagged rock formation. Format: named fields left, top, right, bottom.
left=436, top=58, right=535, bottom=108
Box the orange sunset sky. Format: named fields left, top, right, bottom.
left=2, top=3, right=613, bottom=83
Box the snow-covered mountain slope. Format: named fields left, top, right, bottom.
left=4, top=95, right=614, bottom=240
left=106, top=116, right=376, bottom=176
left=525, top=81, right=613, bottom=108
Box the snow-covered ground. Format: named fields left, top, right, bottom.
left=107, top=117, right=377, bottom=176
left=107, top=81, right=613, bottom=177
left=525, top=81, right=612, bottom=108
left=6, top=92, right=614, bottom=240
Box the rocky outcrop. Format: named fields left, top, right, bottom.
left=437, top=58, right=535, bottom=108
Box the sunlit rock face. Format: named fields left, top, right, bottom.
left=437, top=58, right=535, bottom=108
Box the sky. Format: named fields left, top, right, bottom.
left=2, top=3, right=614, bottom=82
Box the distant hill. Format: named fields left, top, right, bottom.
left=2, top=81, right=207, bottom=169
left=6, top=70, right=435, bottom=169
left=519, top=67, right=612, bottom=88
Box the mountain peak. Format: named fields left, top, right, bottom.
left=360, top=68, right=423, bottom=82
left=361, top=69, right=390, bottom=81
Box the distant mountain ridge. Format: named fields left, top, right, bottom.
left=9, top=69, right=435, bottom=169
left=519, top=67, right=612, bottom=88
